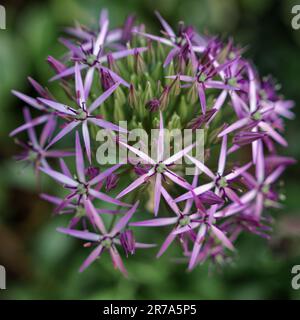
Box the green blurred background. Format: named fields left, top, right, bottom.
left=1, top=0, right=300, bottom=299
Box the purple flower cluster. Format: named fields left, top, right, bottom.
left=11, top=10, right=296, bottom=276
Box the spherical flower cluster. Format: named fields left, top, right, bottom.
left=11, top=10, right=296, bottom=276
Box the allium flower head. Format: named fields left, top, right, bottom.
left=11, top=10, right=295, bottom=276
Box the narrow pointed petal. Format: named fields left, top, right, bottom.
left=75, top=131, right=86, bottom=182
left=163, top=143, right=195, bottom=165
left=10, top=114, right=48, bottom=137
left=207, top=90, right=227, bottom=125
left=175, top=182, right=215, bottom=202
left=130, top=217, right=177, bottom=227
left=69, top=217, right=81, bottom=229
left=248, top=65, right=257, bottom=112
left=218, top=134, right=228, bottom=175
left=164, top=171, right=191, bottom=190
left=161, top=186, right=182, bottom=216
left=156, top=232, right=176, bottom=258
left=116, top=169, right=155, bottom=199
left=255, top=140, right=265, bottom=183
left=197, top=83, right=206, bottom=114
left=40, top=115, right=56, bottom=147
left=185, top=33, right=198, bottom=72
left=60, top=158, right=72, bottom=177
left=109, top=247, right=128, bottom=277
left=188, top=224, right=206, bottom=270
left=214, top=203, right=249, bottom=218
left=118, top=140, right=155, bottom=165
left=40, top=193, right=66, bottom=205
left=23, top=107, right=38, bottom=148
left=44, top=150, right=74, bottom=158
left=230, top=91, right=248, bottom=118
left=96, top=208, right=124, bottom=215
left=172, top=222, right=200, bottom=235
left=163, top=47, right=179, bottom=67
left=224, top=187, right=242, bottom=204
left=218, top=117, right=249, bottom=137
left=47, top=121, right=79, bottom=149
left=99, top=47, right=148, bottom=63
left=240, top=170, right=257, bottom=188
left=185, top=154, right=215, bottom=180
left=98, top=65, right=130, bottom=88
left=57, top=227, right=100, bottom=241
left=50, top=64, right=87, bottom=82
left=205, top=81, right=237, bottom=91
left=183, top=167, right=200, bottom=214
left=75, top=62, right=86, bottom=105
left=83, top=198, right=107, bottom=234
left=82, top=121, right=91, bottom=164
left=157, top=111, right=164, bottom=162
left=54, top=193, right=78, bottom=214
left=88, top=117, right=127, bottom=133
left=111, top=201, right=139, bottom=235
left=154, top=173, right=162, bottom=216
left=134, top=242, right=157, bottom=249
left=258, top=121, right=288, bottom=147
left=89, top=188, right=131, bottom=207
left=12, top=90, right=43, bottom=110
left=89, top=82, right=120, bottom=113
left=265, top=165, right=285, bottom=185
left=134, top=31, right=173, bottom=46
left=213, top=57, right=239, bottom=77
left=93, top=19, right=109, bottom=55
left=193, top=45, right=206, bottom=53
left=83, top=67, right=95, bottom=100
left=240, top=189, right=257, bottom=204
left=47, top=55, right=67, bottom=74
left=265, top=155, right=297, bottom=167
left=254, top=192, right=264, bottom=217
left=38, top=98, right=74, bottom=115
left=39, top=166, right=77, bottom=187
left=79, top=244, right=103, bottom=272
left=225, top=162, right=252, bottom=181
left=89, top=164, right=122, bottom=186
left=252, top=138, right=258, bottom=165
left=210, top=225, right=234, bottom=251
left=59, top=37, right=85, bottom=58
left=99, top=9, right=109, bottom=29
left=274, top=100, right=295, bottom=119
left=166, top=75, right=195, bottom=82
left=155, top=11, right=176, bottom=38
